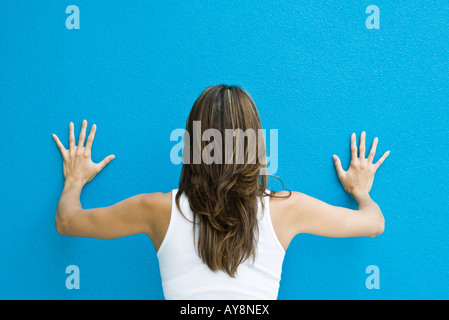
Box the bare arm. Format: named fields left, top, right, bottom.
left=329, top=131, right=389, bottom=236
left=52, top=120, right=170, bottom=248
left=286, top=189, right=384, bottom=239
left=55, top=179, right=167, bottom=239
left=273, top=132, right=389, bottom=248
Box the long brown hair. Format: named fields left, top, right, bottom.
left=176, top=84, right=288, bottom=277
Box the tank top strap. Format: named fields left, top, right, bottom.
left=259, top=192, right=286, bottom=255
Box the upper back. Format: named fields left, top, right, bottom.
left=156, top=189, right=285, bottom=299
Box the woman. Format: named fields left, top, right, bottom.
left=52, top=84, right=389, bottom=299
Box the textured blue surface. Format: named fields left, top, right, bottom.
left=1, top=1, right=448, bottom=299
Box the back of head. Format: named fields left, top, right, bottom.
left=177, top=84, right=269, bottom=277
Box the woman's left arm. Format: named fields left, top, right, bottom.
left=52, top=120, right=170, bottom=242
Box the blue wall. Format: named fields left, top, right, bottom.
left=1, top=1, right=448, bottom=299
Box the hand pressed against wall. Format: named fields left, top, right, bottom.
left=52, top=120, right=115, bottom=185
left=332, top=132, right=390, bottom=198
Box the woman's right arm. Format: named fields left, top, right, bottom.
left=272, top=132, right=390, bottom=248
left=52, top=120, right=171, bottom=250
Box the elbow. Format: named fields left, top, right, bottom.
left=55, top=215, right=72, bottom=237
left=369, top=220, right=385, bottom=238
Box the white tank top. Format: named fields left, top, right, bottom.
left=157, top=189, right=285, bottom=300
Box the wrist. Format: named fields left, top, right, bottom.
left=350, top=188, right=370, bottom=201
left=64, top=176, right=86, bottom=188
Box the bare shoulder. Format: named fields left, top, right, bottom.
left=140, top=191, right=172, bottom=225
left=140, top=191, right=172, bottom=210
left=269, top=190, right=304, bottom=213
left=269, top=190, right=304, bottom=250
left=140, top=191, right=172, bottom=251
